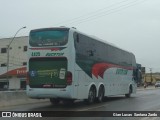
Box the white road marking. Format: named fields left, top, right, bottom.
left=140, top=117, right=158, bottom=120
left=76, top=104, right=108, bottom=111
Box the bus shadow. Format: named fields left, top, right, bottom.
left=29, top=96, right=129, bottom=111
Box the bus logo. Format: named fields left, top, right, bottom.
left=46, top=52, right=64, bottom=56
left=116, top=68, right=128, bottom=75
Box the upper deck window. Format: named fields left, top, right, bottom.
left=29, top=29, right=69, bottom=47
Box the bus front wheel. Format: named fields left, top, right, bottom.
left=125, top=86, right=132, bottom=98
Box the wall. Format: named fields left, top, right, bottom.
left=9, top=77, right=20, bottom=89
left=0, top=36, right=28, bottom=67
left=0, top=36, right=28, bottom=90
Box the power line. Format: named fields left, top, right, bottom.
left=70, top=0, right=140, bottom=24
left=54, top=0, right=148, bottom=26
left=70, top=0, right=148, bottom=25
left=55, top=0, right=131, bottom=26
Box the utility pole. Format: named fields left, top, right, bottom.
left=6, top=26, right=26, bottom=90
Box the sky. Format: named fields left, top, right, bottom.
left=0, top=0, right=160, bottom=73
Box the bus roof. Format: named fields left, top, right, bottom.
left=69, top=27, right=134, bottom=56
left=30, top=26, right=135, bottom=56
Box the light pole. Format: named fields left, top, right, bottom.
left=6, top=26, right=26, bottom=90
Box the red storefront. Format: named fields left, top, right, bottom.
left=0, top=67, right=27, bottom=90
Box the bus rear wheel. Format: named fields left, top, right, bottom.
left=97, top=85, right=104, bottom=103
left=85, top=86, right=96, bottom=104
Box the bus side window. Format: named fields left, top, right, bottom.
left=74, top=32, right=79, bottom=49
left=76, top=34, right=79, bottom=43
left=73, top=32, right=79, bottom=43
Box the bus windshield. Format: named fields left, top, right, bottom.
left=29, top=29, right=69, bottom=47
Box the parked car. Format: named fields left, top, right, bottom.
left=155, top=81, right=160, bottom=88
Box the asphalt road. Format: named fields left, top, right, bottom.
left=1, top=87, right=160, bottom=120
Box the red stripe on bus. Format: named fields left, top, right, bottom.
left=30, top=48, right=60, bottom=51
left=92, top=63, right=133, bottom=79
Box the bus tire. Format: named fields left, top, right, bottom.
left=97, top=85, right=104, bottom=103
left=125, top=86, right=132, bottom=98
left=85, top=86, right=96, bottom=104
left=50, top=98, right=60, bottom=105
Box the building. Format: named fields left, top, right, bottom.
left=143, top=73, right=160, bottom=85
left=0, top=36, right=28, bottom=90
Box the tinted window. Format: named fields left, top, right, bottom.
left=29, top=29, right=69, bottom=47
